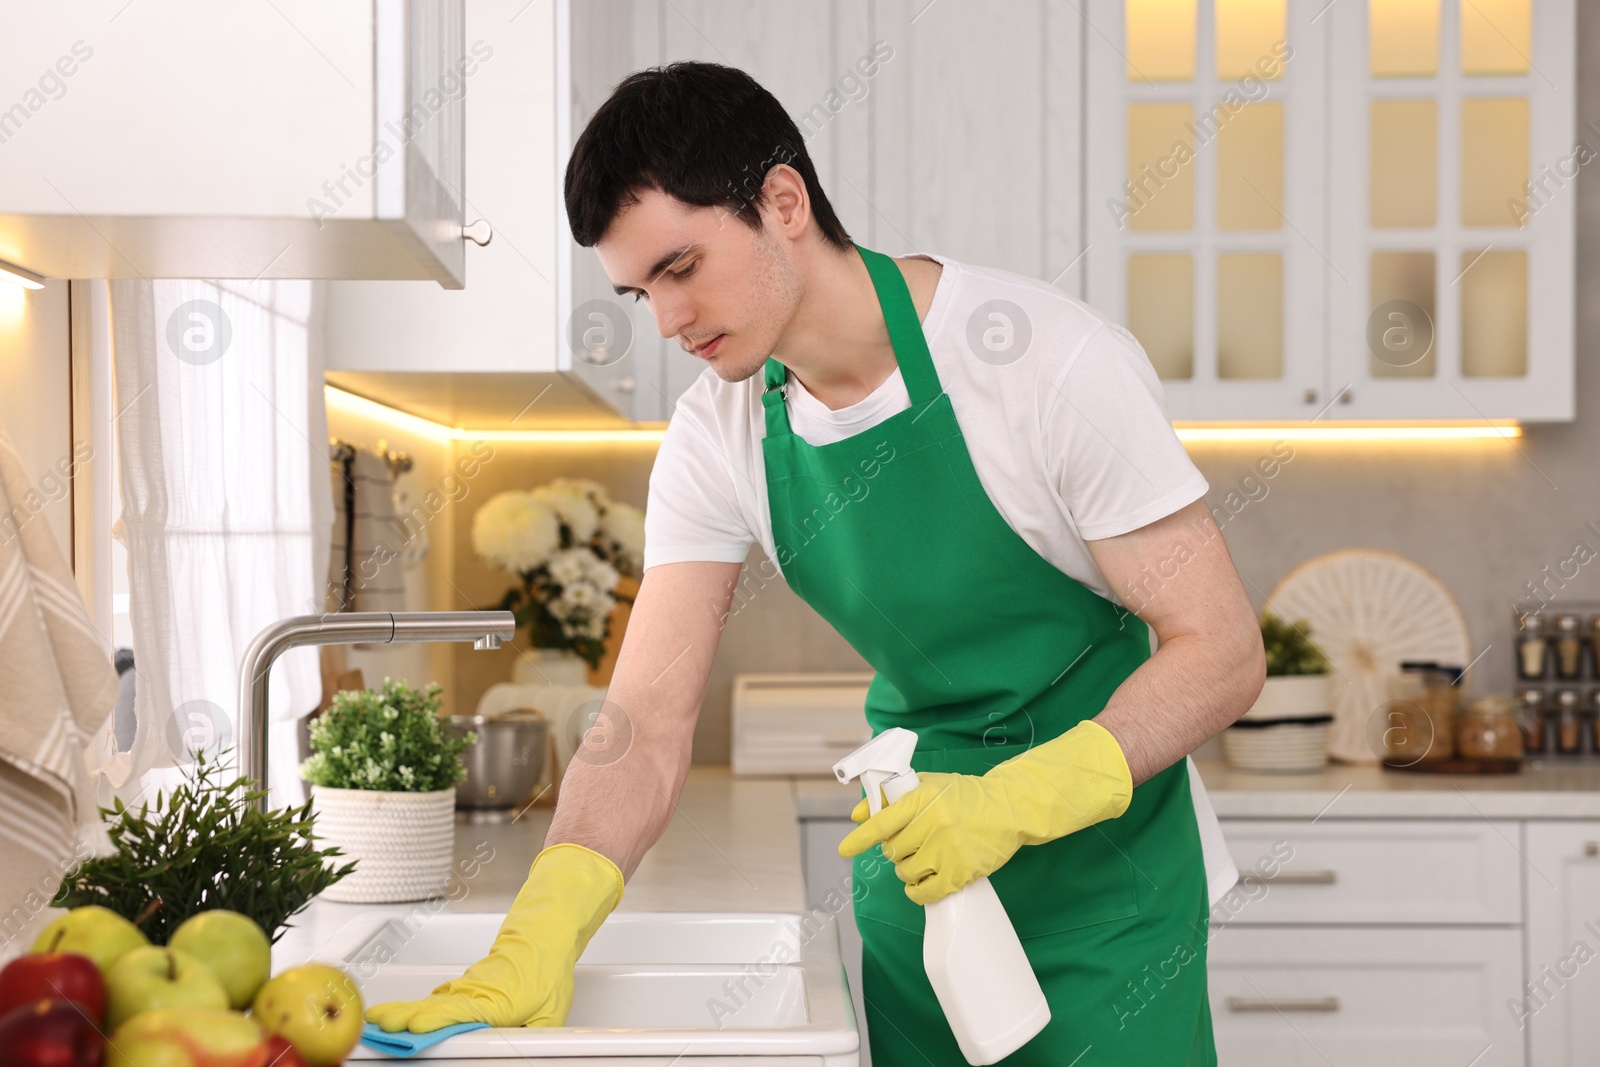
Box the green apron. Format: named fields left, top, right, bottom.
left=760, top=244, right=1217, bottom=1065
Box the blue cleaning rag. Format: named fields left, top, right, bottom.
left=359, top=1021, right=491, bottom=1057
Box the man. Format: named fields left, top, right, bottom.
left=367, top=61, right=1263, bottom=1065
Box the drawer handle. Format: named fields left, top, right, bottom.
left=1227, top=996, right=1340, bottom=1013
left=1584, top=841, right=1598, bottom=857
left=1258, top=869, right=1337, bottom=885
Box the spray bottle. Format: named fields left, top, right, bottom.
left=834, top=728, right=1051, bottom=1065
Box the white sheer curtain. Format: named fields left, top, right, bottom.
left=106, top=279, right=332, bottom=811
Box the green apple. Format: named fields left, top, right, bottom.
left=106, top=1007, right=269, bottom=1067
left=169, top=910, right=272, bottom=1010
left=250, top=964, right=363, bottom=1067
left=105, top=946, right=230, bottom=1029
left=31, top=905, right=150, bottom=974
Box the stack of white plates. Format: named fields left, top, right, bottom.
left=1222, top=674, right=1333, bottom=773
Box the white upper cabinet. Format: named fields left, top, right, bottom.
left=325, top=0, right=561, bottom=373
left=323, top=0, right=669, bottom=415
left=1326, top=0, right=1575, bottom=420
left=0, top=1, right=470, bottom=288
left=1086, top=0, right=1575, bottom=423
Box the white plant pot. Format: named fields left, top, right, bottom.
left=512, top=647, right=589, bottom=687
left=311, top=786, right=456, bottom=903
left=1224, top=674, right=1335, bottom=773
left=1242, top=674, right=1332, bottom=721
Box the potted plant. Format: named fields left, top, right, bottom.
left=301, top=678, right=474, bottom=903
left=1223, top=611, right=1335, bottom=772
left=53, top=749, right=353, bottom=943
left=471, top=477, right=644, bottom=684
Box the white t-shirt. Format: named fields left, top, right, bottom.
left=645, top=251, right=1239, bottom=906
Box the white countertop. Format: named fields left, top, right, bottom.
left=791, top=757, right=1600, bottom=821
left=276, top=757, right=1600, bottom=970
left=278, top=756, right=1600, bottom=969
left=275, top=769, right=806, bottom=970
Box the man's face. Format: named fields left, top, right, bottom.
left=594, top=187, right=800, bottom=384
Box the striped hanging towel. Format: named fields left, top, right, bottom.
left=0, top=422, right=119, bottom=952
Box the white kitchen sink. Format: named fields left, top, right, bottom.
left=319, top=911, right=860, bottom=1062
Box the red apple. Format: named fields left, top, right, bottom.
left=0, top=952, right=107, bottom=1022
left=261, top=1034, right=308, bottom=1067
left=0, top=997, right=105, bottom=1066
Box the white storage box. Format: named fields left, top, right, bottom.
left=730, top=673, right=874, bottom=776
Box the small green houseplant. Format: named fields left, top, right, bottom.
left=1222, top=612, right=1335, bottom=773
left=301, top=678, right=474, bottom=903
left=53, top=749, right=354, bottom=944
left=1260, top=611, right=1332, bottom=676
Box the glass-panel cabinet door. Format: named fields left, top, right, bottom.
left=1327, top=0, right=1574, bottom=420
left=1086, top=0, right=1327, bottom=421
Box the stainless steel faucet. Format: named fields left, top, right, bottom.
left=237, top=611, right=516, bottom=810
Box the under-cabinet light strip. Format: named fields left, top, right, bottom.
left=324, top=384, right=667, bottom=443
left=0, top=258, right=46, bottom=290
left=1175, top=424, right=1523, bottom=442
left=328, top=385, right=1521, bottom=445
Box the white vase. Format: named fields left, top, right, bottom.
left=512, top=646, right=589, bottom=686
left=310, top=786, right=456, bottom=903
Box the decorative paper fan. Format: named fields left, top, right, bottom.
left=1265, top=549, right=1472, bottom=764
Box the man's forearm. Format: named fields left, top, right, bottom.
left=1095, top=630, right=1265, bottom=785
left=538, top=563, right=738, bottom=881
left=542, top=704, right=694, bottom=881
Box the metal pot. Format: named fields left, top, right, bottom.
left=447, top=711, right=549, bottom=811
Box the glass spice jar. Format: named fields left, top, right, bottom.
left=1517, top=687, right=1548, bottom=754
left=1554, top=614, right=1585, bottom=680
left=1457, top=694, right=1524, bottom=761
left=1553, top=688, right=1584, bottom=755
left=1516, top=611, right=1550, bottom=679
left=1385, top=667, right=1456, bottom=762
left=1587, top=688, right=1600, bottom=754
left=1384, top=672, right=1431, bottom=763
left=1590, top=616, right=1600, bottom=679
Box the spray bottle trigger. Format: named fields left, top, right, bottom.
left=860, top=770, right=890, bottom=817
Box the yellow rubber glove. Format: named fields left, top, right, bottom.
left=364, top=842, right=624, bottom=1033
left=837, top=720, right=1133, bottom=906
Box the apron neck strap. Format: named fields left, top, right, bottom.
left=762, top=243, right=942, bottom=439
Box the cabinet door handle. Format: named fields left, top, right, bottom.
left=1584, top=841, right=1598, bottom=857
left=462, top=219, right=494, bottom=246
left=1258, top=869, right=1337, bottom=885
left=1227, top=996, right=1339, bottom=1013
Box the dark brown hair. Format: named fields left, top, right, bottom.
left=564, top=61, right=852, bottom=252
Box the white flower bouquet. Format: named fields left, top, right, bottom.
left=471, top=477, right=644, bottom=669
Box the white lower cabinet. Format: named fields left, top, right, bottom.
left=1215, top=817, right=1529, bottom=1066
left=800, top=811, right=1600, bottom=1067
left=1524, top=822, right=1600, bottom=1065
left=1215, top=818, right=1523, bottom=925
left=1208, top=926, right=1524, bottom=1066
left=800, top=818, right=870, bottom=1066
